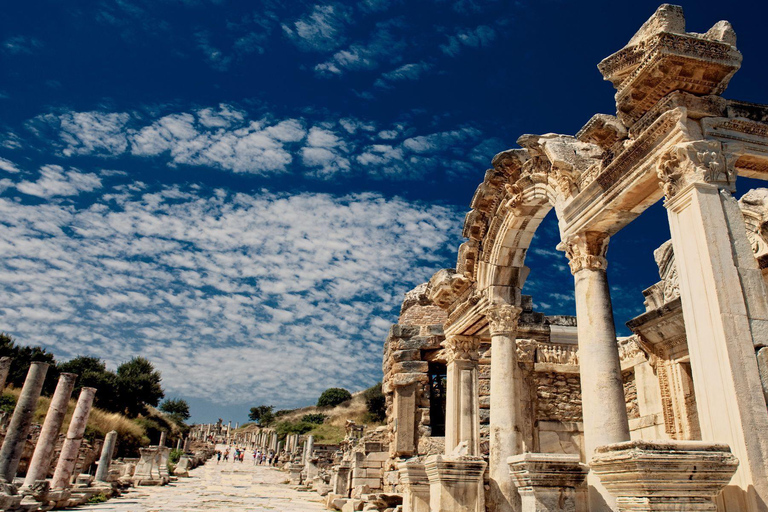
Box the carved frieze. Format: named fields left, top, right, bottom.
left=558, top=231, right=610, bottom=274
left=657, top=140, right=734, bottom=199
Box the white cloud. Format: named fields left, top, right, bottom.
left=314, top=18, right=406, bottom=76
left=59, top=111, right=131, bottom=157
left=32, top=105, right=494, bottom=180
left=0, top=158, right=21, bottom=174
left=282, top=4, right=351, bottom=52
left=16, top=165, right=102, bottom=198
left=0, top=179, right=462, bottom=410
left=441, top=25, right=497, bottom=56
left=3, top=36, right=43, bottom=55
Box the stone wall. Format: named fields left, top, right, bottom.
left=535, top=372, right=582, bottom=423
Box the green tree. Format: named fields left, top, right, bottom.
left=317, top=387, right=352, bottom=408
left=160, top=398, right=191, bottom=422
left=363, top=382, right=386, bottom=423
left=302, top=413, right=326, bottom=424
left=116, top=357, right=164, bottom=417
left=58, top=356, right=120, bottom=413
left=0, top=333, right=57, bottom=392
left=248, top=405, right=275, bottom=426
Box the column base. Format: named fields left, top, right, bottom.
left=508, top=453, right=588, bottom=512
left=398, top=460, right=430, bottom=512
left=589, top=440, right=739, bottom=512
left=425, top=455, right=486, bottom=512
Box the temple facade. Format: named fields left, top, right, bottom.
left=382, top=4, right=768, bottom=512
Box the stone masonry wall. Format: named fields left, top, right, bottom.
left=535, top=372, right=582, bottom=423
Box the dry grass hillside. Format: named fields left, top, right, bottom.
left=236, top=389, right=383, bottom=445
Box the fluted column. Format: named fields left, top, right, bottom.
left=22, top=372, right=77, bottom=489
left=486, top=304, right=523, bottom=512
left=443, top=335, right=481, bottom=456
left=94, top=430, right=118, bottom=482
left=561, top=231, right=630, bottom=511
left=659, top=140, right=768, bottom=511
left=0, top=361, right=49, bottom=482
left=51, top=387, right=96, bottom=490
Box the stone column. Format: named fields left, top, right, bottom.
left=0, top=357, right=11, bottom=391
left=175, top=438, right=182, bottom=450
left=22, top=372, right=77, bottom=489
left=443, top=335, right=481, bottom=456
left=0, top=361, right=49, bottom=482
left=94, top=430, right=118, bottom=482
left=660, top=140, right=768, bottom=511
left=304, top=435, right=314, bottom=464
left=51, top=387, right=96, bottom=490
left=486, top=303, right=523, bottom=512
left=158, top=431, right=166, bottom=448
left=560, top=231, right=630, bottom=511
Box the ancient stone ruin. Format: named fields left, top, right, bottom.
left=373, top=4, right=768, bottom=512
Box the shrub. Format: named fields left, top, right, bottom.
left=301, top=413, right=326, bottom=424
left=169, top=448, right=183, bottom=464
left=363, top=383, right=385, bottom=423
left=317, top=388, right=352, bottom=408
left=87, top=494, right=109, bottom=504
left=0, top=394, right=16, bottom=415
left=274, top=421, right=314, bottom=438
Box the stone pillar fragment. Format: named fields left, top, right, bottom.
left=590, top=440, right=739, bottom=511
left=443, top=335, right=481, bottom=456
left=51, top=387, right=96, bottom=490
left=560, top=232, right=630, bottom=511
left=0, top=357, right=11, bottom=392
left=94, top=431, right=118, bottom=482
left=508, top=453, right=588, bottom=512
left=398, top=460, right=430, bottom=512
left=660, top=141, right=768, bottom=511
left=425, top=454, right=486, bottom=512
left=486, top=303, right=523, bottom=512
left=22, top=372, right=77, bottom=489
left=0, top=361, right=49, bottom=483
left=158, top=431, right=166, bottom=448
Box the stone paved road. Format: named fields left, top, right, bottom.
left=75, top=456, right=325, bottom=512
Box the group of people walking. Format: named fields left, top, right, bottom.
left=215, top=446, right=282, bottom=466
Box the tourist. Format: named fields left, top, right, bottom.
left=216, top=451, right=221, bottom=464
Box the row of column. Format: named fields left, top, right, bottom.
left=0, top=361, right=117, bottom=495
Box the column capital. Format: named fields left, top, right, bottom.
left=558, top=231, right=610, bottom=274
left=484, top=304, right=522, bottom=336
left=442, top=335, right=481, bottom=363
left=657, top=140, right=736, bottom=202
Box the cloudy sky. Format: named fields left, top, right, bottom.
left=2, top=0, right=767, bottom=423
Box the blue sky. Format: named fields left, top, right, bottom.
left=1, top=0, right=767, bottom=424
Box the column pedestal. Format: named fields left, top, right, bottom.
left=507, top=453, right=588, bottom=512
left=425, top=455, right=486, bottom=512
left=398, top=460, right=430, bottom=512
left=589, top=440, right=739, bottom=512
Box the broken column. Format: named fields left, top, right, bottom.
left=560, top=232, right=630, bottom=510
left=51, top=387, right=96, bottom=490
left=486, top=303, right=523, bottom=512
left=22, top=372, right=77, bottom=489
left=0, top=357, right=11, bottom=391
left=94, top=431, right=118, bottom=483
left=0, top=361, right=49, bottom=482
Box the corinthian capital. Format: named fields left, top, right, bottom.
left=485, top=304, right=522, bottom=336
left=442, top=335, right=481, bottom=363
left=558, top=231, right=610, bottom=274
left=657, top=140, right=735, bottom=200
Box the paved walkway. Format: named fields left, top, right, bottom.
left=76, top=455, right=325, bottom=511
